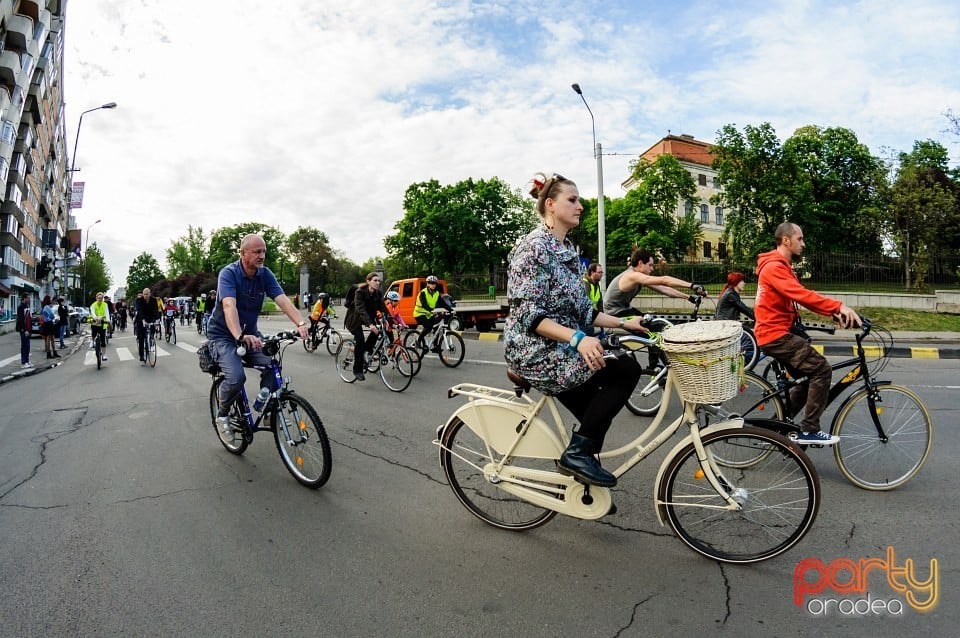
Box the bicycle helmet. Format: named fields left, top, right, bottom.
left=385, top=291, right=400, bottom=302
left=319, top=292, right=329, bottom=300
left=426, top=275, right=438, bottom=284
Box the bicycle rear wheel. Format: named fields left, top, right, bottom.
left=272, top=392, right=332, bottom=488
left=209, top=377, right=248, bottom=455
left=303, top=330, right=319, bottom=352
left=740, top=327, right=759, bottom=371
left=335, top=339, right=357, bottom=382
left=659, top=427, right=819, bottom=564
left=709, top=374, right=788, bottom=468
left=438, top=331, right=465, bottom=368
left=831, top=383, right=932, bottom=490
left=325, top=328, right=343, bottom=355
left=439, top=417, right=557, bottom=531
left=379, top=347, right=414, bottom=392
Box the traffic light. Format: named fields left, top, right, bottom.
left=37, top=255, right=51, bottom=280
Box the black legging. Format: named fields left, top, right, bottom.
left=350, top=325, right=379, bottom=374
left=554, top=356, right=642, bottom=447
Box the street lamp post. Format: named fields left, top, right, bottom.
left=320, top=259, right=328, bottom=292
left=69, top=102, right=118, bottom=180
left=571, top=83, right=606, bottom=289
left=81, top=219, right=101, bottom=305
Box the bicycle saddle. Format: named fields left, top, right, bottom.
left=506, top=369, right=531, bottom=395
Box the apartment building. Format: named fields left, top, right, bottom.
left=622, top=133, right=728, bottom=262
left=0, top=0, right=70, bottom=321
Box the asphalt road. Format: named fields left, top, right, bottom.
left=0, top=317, right=955, bottom=637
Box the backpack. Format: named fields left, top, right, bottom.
left=344, top=284, right=359, bottom=309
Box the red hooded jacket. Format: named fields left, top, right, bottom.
left=754, top=249, right=841, bottom=346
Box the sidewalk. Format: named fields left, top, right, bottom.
left=0, top=327, right=86, bottom=385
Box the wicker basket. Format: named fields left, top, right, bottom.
left=660, top=320, right=743, bottom=404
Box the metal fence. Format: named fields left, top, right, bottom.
left=455, top=252, right=960, bottom=296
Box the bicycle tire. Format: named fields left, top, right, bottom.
left=437, top=331, right=465, bottom=368
left=272, top=392, right=332, bottom=488
left=95, top=337, right=102, bottom=370
left=335, top=339, right=357, bottom=383
left=402, top=328, right=426, bottom=355
left=831, top=383, right=932, bottom=490
left=147, top=334, right=157, bottom=368
left=165, top=324, right=171, bottom=343
left=439, top=417, right=558, bottom=531
left=659, top=427, right=820, bottom=564
left=379, top=346, right=414, bottom=392
left=405, top=345, right=422, bottom=377
left=710, top=373, right=787, bottom=468
left=740, top=327, right=759, bottom=371
left=209, top=377, right=248, bottom=455
left=171, top=324, right=176, bottom=345
left=303, top=331, right=319, bottom=353
left=625, top=365, right=666, bottom=416
left=325, top=328, right=343, bottom=356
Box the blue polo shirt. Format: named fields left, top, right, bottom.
left=206, top=260, right=284, bottom=341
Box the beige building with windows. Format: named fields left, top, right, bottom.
left=622, top=133, right=728, bottom=262
left=0, top=0, right=70, bottom=321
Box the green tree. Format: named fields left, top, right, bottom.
left=711, top=122, right=793, bottom=260
left=781, top=125, right=886, bottom=254
left=126, top=252, right=165, bottom=296
left=888, top=141, right=959, bottom=289
left=207, top=223, right=286, bottom=273
left=166, top=225, right=209, bottom=277
left=385, top=177, right=536, bottom=280
left=81, top=243, right=112, bottom=306
left=283, top=226, right=336, bottom=291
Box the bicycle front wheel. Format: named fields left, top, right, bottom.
left=659, top=427, right=820, bottom=564
left=831, top=383, right=932, bottom=490
left=147, top=335, right=157, bottom=367
left=325, top=328, right=343, bottom=355
left=438, top=331, right=465, bottom=368
left=171, top=324, right=177, bottom=345
left=379, top=347, right=414, bottom=392
left=335, top=339, right=357, bottom=383
left=402, top=328, right=425, bottom=355
left=209, top=377, right=248, bottom=455
left=272, top=392, right=332, bottom=488
left=439, top=417, right=557, bottom=531
left=95, top=338, right=102, bottom=370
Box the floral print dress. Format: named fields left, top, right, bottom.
left=503, top=227, right=594, bottom=395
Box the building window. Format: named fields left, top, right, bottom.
left=700, top=203, right=709, bottom=224
left=712, top=176, right=720, bottom=189
left=716, top=206, right=724, bottom=226
left=0, top=120, right=16, bottom=145
left=718, top=243, right=727, bottom=260
left=703, top=241, right=712, bottom=258
left=698, top=173, right=707, bottom=186
left=685, top=200, right=694, bottom=218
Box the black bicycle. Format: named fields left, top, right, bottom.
left=402, top=309, right=465, bottom=368
left=717, top=318, right=932, bottom=490
left=302, top=318, right=343, bottom=355
left=205, top=332, right=332, bottom=488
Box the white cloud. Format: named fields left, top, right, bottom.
left=63, top=0, right=960, bottom=294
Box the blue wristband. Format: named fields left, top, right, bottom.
left=569, top=329, right=586, bottom=349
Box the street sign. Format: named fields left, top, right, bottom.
left=70, top=182, right=85, bottom=208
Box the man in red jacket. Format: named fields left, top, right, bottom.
left=755, top=222, right=860, bottom=445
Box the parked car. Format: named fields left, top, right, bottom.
left=68, top=306, right=88, bottom=335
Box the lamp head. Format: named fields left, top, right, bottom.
left=101, top=102, right=117, bottom=109
left=571, top=83, right=582, bottom=95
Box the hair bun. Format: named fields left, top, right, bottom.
left=528, top=173, right=547, bottom=200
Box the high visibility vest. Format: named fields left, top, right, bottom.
left=90, top=300, right=110, bottom=326
left=583, top=275, right=602, bottom=313
left=414, top=288, right=440, bottom=319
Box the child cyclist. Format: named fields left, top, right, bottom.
left=383, top=291, right=407, bottom=344
left=309, top=292, right=337, bottom=335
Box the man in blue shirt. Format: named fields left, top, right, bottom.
left=208, top=234, right=309, bottom=440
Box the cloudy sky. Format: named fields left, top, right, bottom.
left=63, top=0, right=960, bottom=294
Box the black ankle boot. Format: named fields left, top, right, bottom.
left=558, top=433, right=616, bottom=487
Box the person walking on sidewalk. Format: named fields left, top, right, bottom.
left=41, top=295, right=59, bottom=359
left=755, top=222, right=861, bottom=445
left=57, top=298, right=69, bottom=348
left=15, top=292, right=32, bottom=368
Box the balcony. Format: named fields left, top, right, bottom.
left=0, top=85, right=10, bottom=116
left=18, top=1, right=42, bottom=22
left=0, top=50, right=21, bottom=87
left=7, top=15, right=34, bottom=51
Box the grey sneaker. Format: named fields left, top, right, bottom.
left=21, top=362, right=32, bottom=369
left=216, top=415, right=234, bottom=442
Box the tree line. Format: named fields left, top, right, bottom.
left=121, top=116, right=960, bottom=300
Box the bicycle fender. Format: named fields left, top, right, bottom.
left=653, top=419, right=744, bottom=526
left=444, top=399, right=565, bottom=460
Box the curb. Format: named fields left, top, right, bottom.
left=458, top=331, right=960, bottom=359
left=0, top=334, right=87, bottom=386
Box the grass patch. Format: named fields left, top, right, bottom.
left=796, top=307, right=960, bottom=332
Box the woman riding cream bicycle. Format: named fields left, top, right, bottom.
left=504, top=172, right=647, bottom=488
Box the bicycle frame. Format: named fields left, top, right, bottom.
left=742, top=324, right=892, bottom=438
left=437, top=364, right=746, bottom=523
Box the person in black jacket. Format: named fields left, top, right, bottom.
left=15, top=293, right=32, bottom=368
left=714, top=272, right=755, bottom=321
left=133, top=288, right=163, bottom=363
left=344, top=272, right=389, bottom=381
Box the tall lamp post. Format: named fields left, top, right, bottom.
left=571, top=83, right=606, bottom=288
left=70, top=102, right=118, bottom=179
left=320, top=259, right=328, bottom=292
left=81, top=219, right=101, bottom=305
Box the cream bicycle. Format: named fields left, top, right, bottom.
left=435, top=322, right=821, bottom=564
